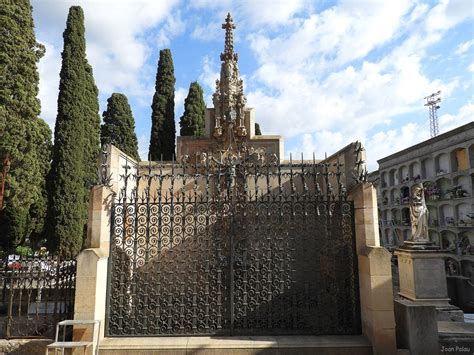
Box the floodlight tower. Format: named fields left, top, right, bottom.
left=424, top=91, right=441, bottom=137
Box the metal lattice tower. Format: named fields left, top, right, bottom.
left=424, top=91, right=441, bottom=137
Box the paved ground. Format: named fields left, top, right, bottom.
left=465, top=314, right=474, bottom=324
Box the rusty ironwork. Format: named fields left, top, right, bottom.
left=0, top=256, right=76, bottom=338
left=106, top=153, right=360, bottom=336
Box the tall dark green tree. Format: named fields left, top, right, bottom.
left=255, top=123, right=262, bottom=135
left=179, top=82, right=205, bottom=137
left=0, top=0, right=52, bottom=250
left=101, top=93, right=140, bottom=161
left=45, top=6, right=100, bottom=258
left=149, top=49, right=175, bottom=161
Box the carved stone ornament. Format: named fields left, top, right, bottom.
left=404, top=182, right=436, bottom=249
left=409, top=183, right=429, bottom=242
left=213, top=13, right=248, bottom=148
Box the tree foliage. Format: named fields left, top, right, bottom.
left=255, top=123, right=262, bottom=135
left=101, top=93, right=140, bottom=161
left=149, top=49, right=176, bottom=161
left=0, top=0, right=52, bottom=250
left=45, top=6, right=100, bottom=258
left=179, top=82, right=205, bottom=137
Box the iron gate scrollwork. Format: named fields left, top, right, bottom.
left=106, top=153, right=360, bottom=336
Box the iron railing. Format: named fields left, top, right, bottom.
left=0, top=256, right=76, bottom=338
left=106, top=153, right=361, bottom=336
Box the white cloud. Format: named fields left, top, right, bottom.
left=365, top=123, right=430, bottom=170
left=248, top=0, right=414, bottom=72
left=191, top=21, right=222, bottom=41
left=236, top=0, right=307, bottom=28
left=246, top=53, right=457, bottom=139
left=175, top=87, right=188, bottom=119
left=33, top=0, right=180, bottom=126
left=469, top=63, right=474, bottom=73
left=189, top=0, right=307, bottom=28
left=156, top=11, right=186, bottom=47
left=198, top=56, right=220, bottom=105
left=38, top=41, right=61, bottom=126
left=455, top=39, right=474, bottom=56
left=439, top=100, right=474, bottom=133
left=242, top=0, right=468, bottom=167
left=425, top=0, right=474, bottom=33
left=137, top=134, right=149, bottom=161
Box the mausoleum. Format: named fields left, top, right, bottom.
left=177, top=13, right=283, bottom=160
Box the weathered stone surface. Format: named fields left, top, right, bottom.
left=395, top=249, right=449, bottom=301
left=394, top=299, right=438, bottom=355
left=99, top=335, right=373, bottom=355
left=353, top=184, right=396, bottom=355
left=73, top=249, right=108, bottom=355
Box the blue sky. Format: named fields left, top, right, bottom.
left=31, top=0, right=473, bottom=170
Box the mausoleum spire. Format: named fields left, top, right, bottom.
left=213, top=13, right=247, bottom=142
left=220, top=13, right=238, bottom=62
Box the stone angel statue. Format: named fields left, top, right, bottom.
left=409, top=183, right=430, bottom=243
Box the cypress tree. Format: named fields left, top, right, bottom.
left=179, top=82, right=205, bottom=137
left=149, top=49, right=176, bottom=161
left=0, top=0, right=52, bottom=250
left=101, top=93, right=140, bottom=161
left=45, top=6, right=100, bottom=258
left=255, top=123, right=262, bottom=135
left=26, top=119, right=52, bottom=245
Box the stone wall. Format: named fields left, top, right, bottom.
left=326, top=143, right=397, bottom=354
left=74, top=143, right=397, bottom=354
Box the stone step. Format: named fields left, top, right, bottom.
left=438, top=320, right=474, bottom=341
left=100, top=335, right=373, bottom=355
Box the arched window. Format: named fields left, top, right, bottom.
left=451, top=147, right=469, bottom=172
left=391, top=208, right=400, bottom=225
left=401, top=207, right=410, bottom=226
left=441, top=230, right=457, bottom=251
left=399, top=166, right=409, bottom=184
left=428, top=205, right=438, bottom=226
left=435, top=153, right=450, bottom=175
left=456, top=203, right=472, bottom=226
left=429, top=230, right=440, bottom=246
left=381, top=171, right=388, bottom=188
left=400, top=186, right=410, bottom=204
left=436, top=177, right=451, bottom=199
left=410, top=161, right=421, bottom=180
left=422, top=158, right=434, bottom=179
left=389, top=169, right=397, bottom=186
left=440, top=204, right=454, bottom=226
left=469, top=144, right=474, bottom=169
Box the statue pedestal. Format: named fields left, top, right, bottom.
left=395, top=247, right=464, bottom=321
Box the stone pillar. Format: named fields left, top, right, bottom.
left=395, top=248, right=464, bottom=321
left=73, top=145, right=136, bottom=353
left=85, top=185, right=113, bottom=251
left=73, top=249, right=108, bottom=353
left=73, top=185, right=113, bottom=354
left=351, top=183, right=397, bottom=354
left=394, top=299, right=439, bottom=355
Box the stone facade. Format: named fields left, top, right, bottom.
left=374, top=121, right=474, bottom=313
left=375, top=122, right=474, bottom=252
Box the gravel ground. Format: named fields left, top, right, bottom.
left=0, top=339, right=51, bottom=355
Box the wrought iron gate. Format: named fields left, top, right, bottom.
left=106, top=153, right=360, bottom=336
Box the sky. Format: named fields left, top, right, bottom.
left=31, top=0, right=474, bottom=170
